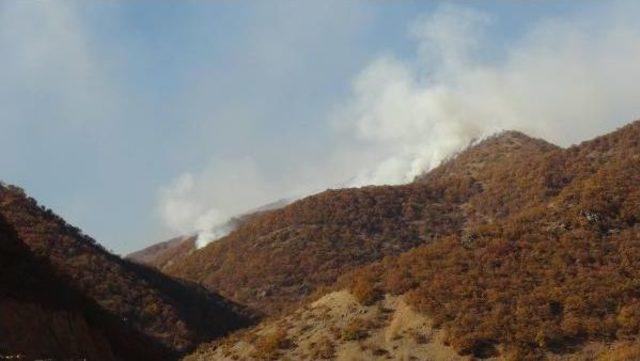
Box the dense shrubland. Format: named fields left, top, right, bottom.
left=339, top=121, right=640, bottom=359
left=168, top=183, right=469, bottom=314
left=0, top=212, right=171, bottom=360
left=168, top=129, right=559, bottom=315
left=159, top=120, right=640, bottom=360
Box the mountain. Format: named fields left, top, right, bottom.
left=187, top=290, right=624, bottom=361
left=9, top=120, right=639, bottom=360
left=164, top=130, right=557, bottom=315
left=178, top=120, right=640, bottom=360
left=127, top=235, right=197, bottom=272
left=332, top=120, right=640, bottom=359
left=0, top=184, right=258, bottom=359
left=0, top=213, right=165, bottom=360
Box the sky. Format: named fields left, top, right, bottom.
left=1, top=1, right=639, bottom=254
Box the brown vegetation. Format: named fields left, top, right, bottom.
left=597, top=341, right=640, bottom=361
left=309, top=336, right=335, bottom=359
left=338, top=121, right=640, bottom=359
left=341, top=318, right=370, bottom=341
left=0, top=213, right=167, bottom=360
left=173, top=121, right=640, bottom=359
left=126, top=235, right=197, bottom=272
left=0, top=184, right=257, bottom=358
left=166, top=128, right=559, bottom=317
left=251, top=328, right=291, bottom=360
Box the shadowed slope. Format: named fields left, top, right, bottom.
left=0, top=214, right=170, bottom=360
left=0, top=185, right=258, bottom=358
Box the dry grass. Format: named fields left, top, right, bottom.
left=251, top=328, right=291, bottom=360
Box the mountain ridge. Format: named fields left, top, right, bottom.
left=170, top=119, right=640, bottom=360
left=163, top=127, right=564, bottom=315
left=0, top=212, right=169, bottom=360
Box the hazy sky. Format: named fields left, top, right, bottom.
left=2, top=1, right=638, bottom=254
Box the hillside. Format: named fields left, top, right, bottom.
left=165, top=129, right=558, bottom=315
left=0, top=184, right=258, bottom=359
left=167, top=184, right=464, bottom=314
left=5, top=120, right=639, bottom=360
left=178, top=120, right=640, bottom=360
left=127, top=235, right=197, bottom=272
left=333, top=121, right=640, bottom=359
left=186, top=290, right=471, bottom=361
left=0, top=213, right=166, bottom=360
left=187, top=290, right=623, bottom=361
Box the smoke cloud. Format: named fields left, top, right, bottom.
left=339, top=2, right=640, bottom=185
left=159, top=2, right=640, bottom=247
left=158, top=158, right=287, bottom=248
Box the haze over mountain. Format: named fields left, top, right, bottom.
left=153, top=1, right=640, bottom=253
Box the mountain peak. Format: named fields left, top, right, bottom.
left=415, top=129, right=559, bottom=184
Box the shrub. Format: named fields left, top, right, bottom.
left=341, top=318, right=369, bottom=341
left=351, top=274, right=381, bottom=306
left=252, top=328, right=291, bottom=360
left=309, top=336, right=335, bottom=359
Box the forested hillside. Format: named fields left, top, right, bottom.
left=165, top=129, right=559, bottom=315
left=178, top=120, right=640, bottom=360
left=0, top=185, right=257, bottom=359
left=0, top=213, right=167, bottom=360
left=127, top=235, right=197, bottom=272
left=337, top=121, right=640, bottom=359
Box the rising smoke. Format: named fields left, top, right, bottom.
left=339, top=2, right=640, bottom=185
left=160, top=2, right=640, bottom=248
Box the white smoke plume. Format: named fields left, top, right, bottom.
left=338, top=2, right=640, bottom=185
left=159, top=2, right=640, bottom=248
left=158, top=159, right=296, bottom=248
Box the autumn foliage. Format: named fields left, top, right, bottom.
left=138, top=120, right=640, bottom=359
left=338, top=121, right=640, bottom=359
left=168, top=182, right=466, bottom=314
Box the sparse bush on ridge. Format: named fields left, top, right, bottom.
left=252, top=328, right=291, bottom=360
left=341, top=318, right=369, bottom=341
left=351, top=272, right=382, bottom=306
